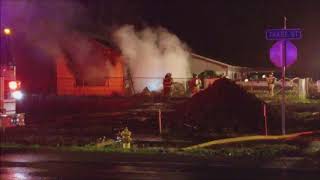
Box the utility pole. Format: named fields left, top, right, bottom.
left=281, top=16, right=287, bottom=135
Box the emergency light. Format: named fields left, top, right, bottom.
left=11, top=90, right=23, bottom=100
left=8, top=81, right=23, bottom=100
left=8, top=81, right=20, bottom=90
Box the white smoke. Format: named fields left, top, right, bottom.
left=113, top=25, right=191, bottom=92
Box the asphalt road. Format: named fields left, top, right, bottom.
left=1, top=149, right=320, bottom=180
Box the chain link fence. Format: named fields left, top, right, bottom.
left=236, top=78, right=320, bottom=99
left=56, top=76, right=320, bottom=98
left=57, top=76, right=222, bottom=97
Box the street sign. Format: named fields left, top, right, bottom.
left=266, top=29, right=302, bottom=40
left=269, top=40, right=297, bottom=68
left=265, top=17, right=303, bottom=136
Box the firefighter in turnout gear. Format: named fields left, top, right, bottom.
left=189, top=73, right=202, bottom=96
left=163, top=73, right=173, bottom=97
left=266, top=72, right=276, bottom=97
left=120, top=127, right=132, bottom=149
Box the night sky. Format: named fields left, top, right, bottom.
left=1, top=0, right=320, bottom=80
left=81, top=0, right=320, bottom=78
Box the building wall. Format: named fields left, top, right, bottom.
left=189, top=56, right=228, bottom=76
left=226, top=69, right=240, bottom=80
left=189, top=54, right=246, bottom=80
left=56, top=55, right=125, bottom=96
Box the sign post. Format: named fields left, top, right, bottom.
left=266, top=17, right=302, bottom=135
left=281, top=17, right=287, bottom=135
left=281, top=56, right=286, bottom=135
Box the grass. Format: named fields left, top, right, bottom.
left=181, top=132, right=317, bottom=150
left=291, top=112, right=319, bottom=121
left=3, top=92, right=318, bottom=160
left=252, top=90, right=320, bottom=104
left=2, top=141, right=318, bottom=159
left=182, top=144, right=301, bottom=159
left=250, top=89, right=319, bottom=133
left=0, top=142, right=172, bottom=155
left=0, top=143, right=24, bottom=149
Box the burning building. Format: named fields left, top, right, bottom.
left=9, top=21, right=244, bottom=97
left=12, top=29, right=249, bottom=97
left=56, top=33, right=125, bottom=96
left=10, top=31, right=126, bottom=96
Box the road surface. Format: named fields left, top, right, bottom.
left=1, top=149, right=320, bottom=180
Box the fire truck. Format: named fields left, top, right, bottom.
left=0, top=28, right=25, bottom=128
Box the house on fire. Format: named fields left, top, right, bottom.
left=56, top=35, right=248, bottom=96
left=14, top=32, right=247, bottom=96
left=56, top=34, right=125, bottom=96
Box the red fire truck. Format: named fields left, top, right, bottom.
left=0, top=28, right=25, bottom=128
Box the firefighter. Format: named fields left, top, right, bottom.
left=120, top=127, right=132, bottom=149
left=163, top=73, right=173, bottom=97
left=266, top=72, right=276, bottom=96
left=188, top=73, right=202, bottom=96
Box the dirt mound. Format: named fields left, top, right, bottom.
left=171, top=78, right=265, bottom=134
left=172, top=82, right=186, bottom=97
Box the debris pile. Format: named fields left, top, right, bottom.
left=172, top=78, right=265, bottom=134
left=172, top=82, right=186, bottom=97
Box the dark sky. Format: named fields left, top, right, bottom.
left=81, top=0, right=320, bottom=78
left=1, top=0, right=319, bottom=79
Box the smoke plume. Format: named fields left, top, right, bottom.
left=2, top=1, right=192, bottom=93
left=113, top=25, right=191, bottom=92
left=1, top=0, right=121, bottom=90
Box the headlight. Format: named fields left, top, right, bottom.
left=11, top=90, right=23, bottom=100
